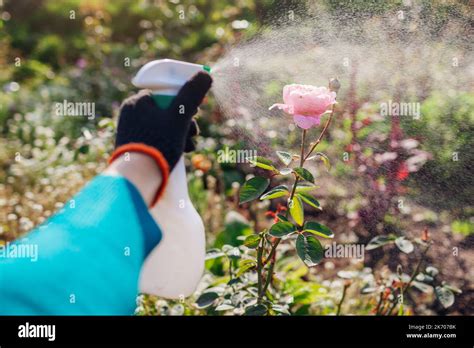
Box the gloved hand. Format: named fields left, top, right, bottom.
left=110, top=71, right=212, bottom=206
left=114, top=71, right=212, bottom=170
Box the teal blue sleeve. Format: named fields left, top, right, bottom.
left=0, top=175, right=162, bottom=315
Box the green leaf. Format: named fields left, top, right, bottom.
left=276, top=214, right=289, bottom=222
left=215, top=303, right=234, bottom=311
left=260, top=185, right=289, bottom=200
left=443, top=284, right=462, bottom=294
left=276, top=151, right=293, bottom=166
left=239, top=177, right=270, bottom=204
left=415, top=273, right=434, bottom=283
left=279, top=168, right=293, bottom=175
left=243, top=234, right=261, bottom=249
left=288, top=196, right=304, bottom=226
left=223, top=246, right=241, bottom=259
left=395, top=237, right=414, bottom=254
left=435, top=286, right=455, bottom=308
left=366, top=235, right=396, bottom=250
left=425, top=266, right=439, bottom=277
left=411, top=281, right=431, bottom=293
left=271, top=304, right=290, bottom=315
left=293, top=167, right=314, bottom=183
left=247, top=156, right=276, bottom=171
left=269, top=221, right=297, bottom=238
left=311, top=152, right=331, bottom=170
left=196, top=292, right=219, bottom=308
left=205, top=249, right=225, bottom=260
left=296, top=234, right=324, bottom=267
left=297, top=192, right=322, bottom=210
left=78, top=144, right=89, bottom=154
left=295, top=183, right=319, bottom=193
left=303, top=221, right=334, bottom=238
left=244, top=303, right=268, bottom=316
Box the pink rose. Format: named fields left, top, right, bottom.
left=269, top=84, right=337, bottom=129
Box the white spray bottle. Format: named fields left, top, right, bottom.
left=132, top=59, right=210, bottom=299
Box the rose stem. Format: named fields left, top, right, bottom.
left=260, top=129, right=306, bottom=295
left=303, top=102, right=336, bottom=161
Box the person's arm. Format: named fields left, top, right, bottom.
left=105, top=152, right=162, bottom=206
left=0, top=72, right=212, bottom=315
left=0, top=159, right=162, bottom=315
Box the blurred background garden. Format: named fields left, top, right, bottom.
left=0, top=0, right=472, bottom=315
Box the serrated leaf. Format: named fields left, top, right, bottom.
left=297, top=192, right=322, bottom=210
left=247, top=156, right=276, bottom=171
left=269, top=221, right=297, bottom=237
left=366, top=235, right=396, bottom=250
left=296, top=234, right=324, bottom=267
left=303, top=221, right=334, bottom=238
left=239, top=177, right=270, bottom=204
left=435, top=286, right=455, bottom=308
left=288, top=196, right=304, bottom=226
left=395, top=237, right=414, bottom=254
left=260, top=185, right=289, bottom=200
left=243, top=234, right=261, bottom=248
left=276, top=151, right=293, bottom=166
left=293, top=167, right=314, bottom=183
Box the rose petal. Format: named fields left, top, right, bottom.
left=293, top=114, right=321, bottom=129
left=269, top=103, right=294, bottom=114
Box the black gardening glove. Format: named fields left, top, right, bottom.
left=115, top=72, right=212, bottom=170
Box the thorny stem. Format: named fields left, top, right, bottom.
left=387, top=242, right=432, bottom=316
left=257, top=105, right=337, bottom=302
